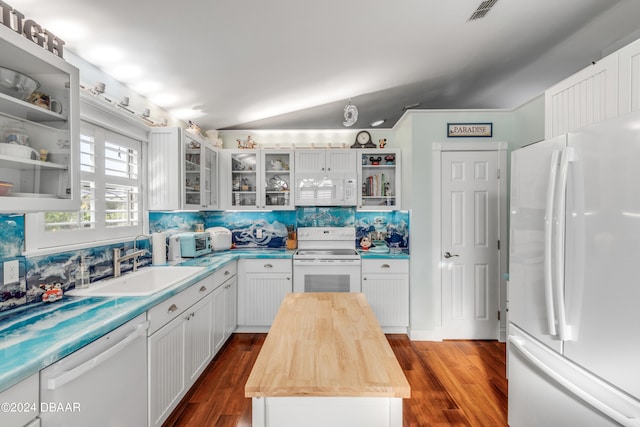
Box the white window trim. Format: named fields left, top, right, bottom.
left=24, top=103, right=150, bottom=254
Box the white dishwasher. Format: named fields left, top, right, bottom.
left=40, top=313, right=148, bottom=427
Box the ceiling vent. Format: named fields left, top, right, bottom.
left=468, top=0, right=499, bottom=21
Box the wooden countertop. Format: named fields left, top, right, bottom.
left=245, top=292, right=411, bottom=398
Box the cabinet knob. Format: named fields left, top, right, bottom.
left=199, top=285, right=207, bottom=292
left=381, top=264, right=390, bottom=269
left=363, top=277, right=367, bottom=280
left=167, top=304, right=178, bottom=313
left=224, top=270, right=230, bottom=275
left=264, top=263, right=273, bottom=269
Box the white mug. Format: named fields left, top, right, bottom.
left=49, top=98, right=63, bottom=114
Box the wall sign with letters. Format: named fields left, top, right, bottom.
left=447, top=123, right=493, bottom=138
left=0, top=1, right=65, bottom=58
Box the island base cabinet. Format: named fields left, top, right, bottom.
left=252, top=396, right=402, bottom=427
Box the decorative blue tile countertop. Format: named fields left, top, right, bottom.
left=358, top=249, right=410, bottom=259
left=0, top=249, right=294, bottom=393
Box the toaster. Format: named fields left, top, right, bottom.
left=176, top=232, right=211, bottom=257
left=206, top=227, right=232, bottom=251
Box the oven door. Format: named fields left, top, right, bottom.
left=293, top=259, right=361, bottom=292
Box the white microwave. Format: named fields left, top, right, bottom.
left=294, top=175, right=358, bottom=206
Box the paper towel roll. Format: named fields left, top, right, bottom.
left=152, top=232, right=166, bottom=265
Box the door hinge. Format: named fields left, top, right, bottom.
left=497, top=168, right=501, bottom=179
left=497, top=240, right=500, bottom=250
left=498, top=310, right=501, bottom=321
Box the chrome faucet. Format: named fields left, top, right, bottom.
left=113, top=235, right=149, bottom=278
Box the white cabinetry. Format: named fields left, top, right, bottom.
left=212, top=263, right=237, bottom=353
left=361, top=259, right=409, bottom=332
left=147, top=275, right=215, bottom=427
left=358, top=149, right=401, bottom=210
left=0, top=373, right=39, bottom=427
left=294, top=149, right=356, bottom=174
left=544, top=38, right=640, bottom=138
left=618, top=38, right=640, bottom=115
left=0, top=25, right=79, bottom=212
left=237, top=259, right=292, bottom=330
left=224, top=149, right=294, bottom=210
left=544, top=54, right=618, bottom=138
left=148, top=127, right=219, bottom=210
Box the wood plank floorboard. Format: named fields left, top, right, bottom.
left=164, top=333, right=507, bottom=427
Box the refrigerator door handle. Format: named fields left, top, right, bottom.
left=554, top=147, right=574, bottom=341
left=509, top=334, right=640, bottom=427
left=544, top=149, right=561, bottom=336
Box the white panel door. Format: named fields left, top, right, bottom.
left=441, top=151, right=499, bottom=339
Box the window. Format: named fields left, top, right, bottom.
left=30, top=121, right=144, bottom=249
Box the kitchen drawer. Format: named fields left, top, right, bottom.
left=147, top=275, right=214, bottom=335
left=362, top=259, right=409, bottom=274
left=243, top=258, right=291, bottom=273
left=213, top=260, right=237, bottom=286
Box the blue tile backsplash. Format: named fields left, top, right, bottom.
left=1, top=208, right=409, bottom=313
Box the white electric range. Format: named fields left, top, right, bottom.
left=293, top=226, right=361, bottom=292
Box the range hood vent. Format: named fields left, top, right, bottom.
left=469, top=0, right=499, bottom=21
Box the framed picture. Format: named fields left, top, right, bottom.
left=447, top=123, right=493, bottom=138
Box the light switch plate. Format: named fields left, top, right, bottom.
left=3, top=259, right=19, bottom=284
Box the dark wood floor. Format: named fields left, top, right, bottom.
left=164, top=334, right=508, bottom=427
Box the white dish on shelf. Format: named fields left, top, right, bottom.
left=9, top=192, right=57, bottom=198
left=0, top=143, right=38, bottom=159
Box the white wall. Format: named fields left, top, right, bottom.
left=397, top=101, right=544, bottom=339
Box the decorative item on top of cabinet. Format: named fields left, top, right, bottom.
left=0, top=24, right=80, bottom=212
left=358, top=148, right=401, bottom=210
left=148, top=127, right=219, bottom=210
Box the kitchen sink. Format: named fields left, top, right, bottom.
left=66, top=266, right=206, bottom=297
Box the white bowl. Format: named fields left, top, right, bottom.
left=0, top=67, right=40, bottom=101
left=0, top=143, right=38, bottom=159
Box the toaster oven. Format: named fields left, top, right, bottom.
left=176, top=232, right=211, bottom=257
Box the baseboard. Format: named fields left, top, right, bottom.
left=408, top=328, right=442, bottom=342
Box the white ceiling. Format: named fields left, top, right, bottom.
left=8, top=0, right=640, bottom=130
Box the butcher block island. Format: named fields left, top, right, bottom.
left=245, top=292, right=411, bottom=427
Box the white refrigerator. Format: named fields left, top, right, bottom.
left=508, top=112, right=640, bottom=426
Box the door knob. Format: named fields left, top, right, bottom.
left=444, top=252, right=459, bottom=258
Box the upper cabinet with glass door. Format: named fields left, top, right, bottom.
left=184, top=133, right=218, bottom=210
left=148, top=127, right=219, bottom=210
left=0, top=25, right=80, bottom=212
left=357, top=149, right=401, bottom=210
left=262, top=150, right=293, bottom=210
left=226, top=149, right=294, bottom=210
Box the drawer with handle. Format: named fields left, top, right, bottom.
left=213, top=260, right=237, bottom=286
left=147, top=275, right=214, bottom=335
left=362, top=259, right=409, bottom=274
left=243, top=258, right=291, bottom=273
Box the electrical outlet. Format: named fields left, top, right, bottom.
left=3, top=259, right=19, bottom=284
